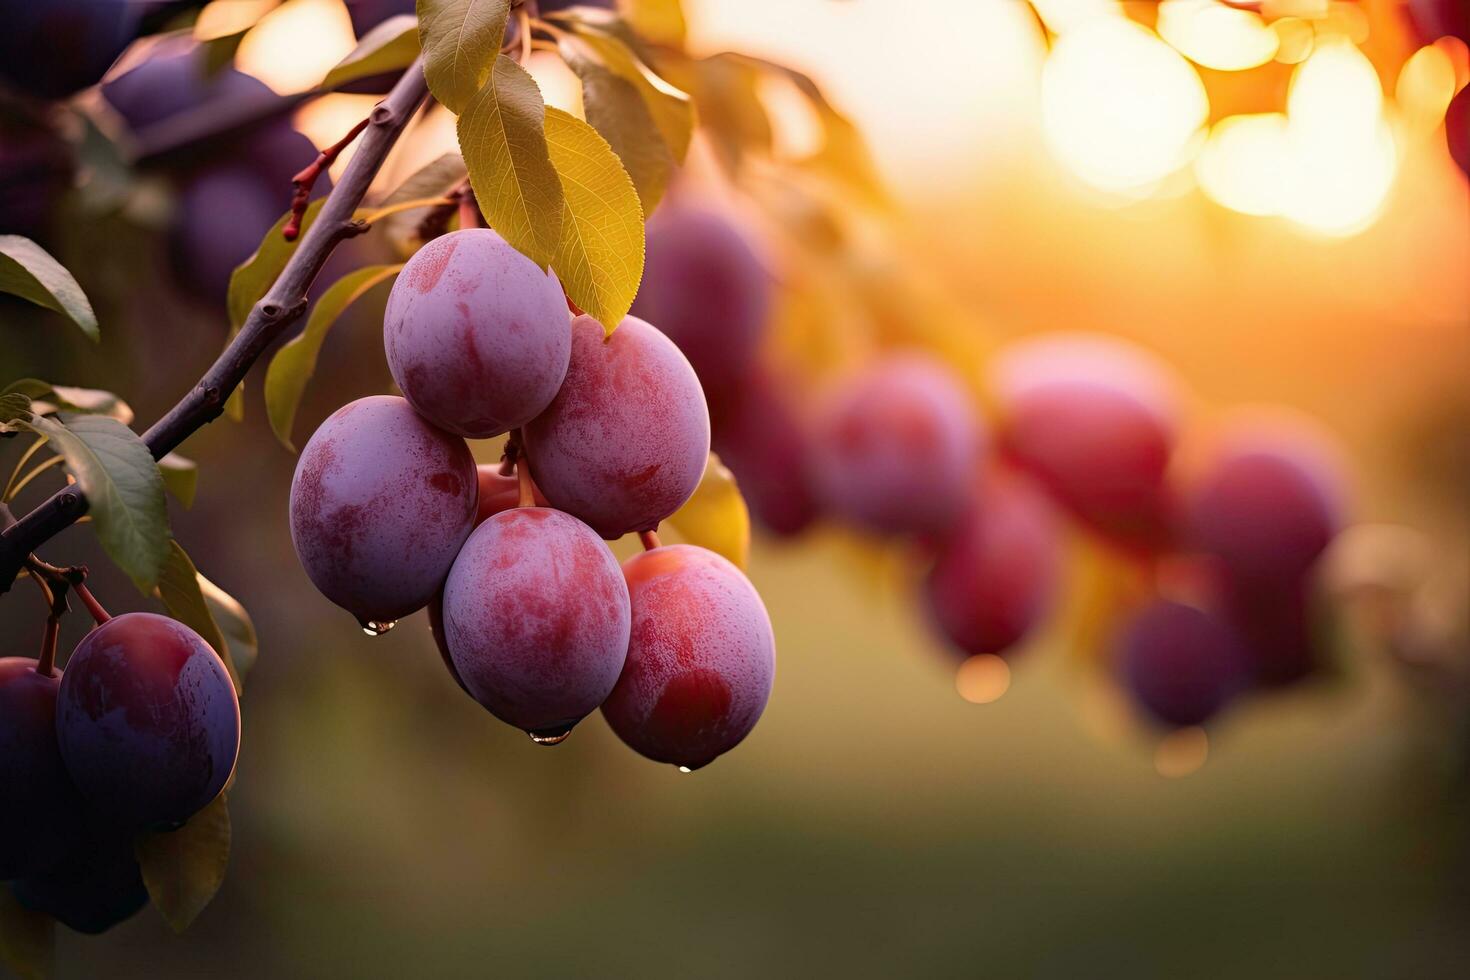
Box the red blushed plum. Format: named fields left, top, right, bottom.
left=923, top=471, right=1063, bottom=659
left=809, top=353, right=983, bottom=536
left=442, top=508, right=631, bottom=739
left=10, top=823, right=147, bottom=934
left=384, top=228, right=571, bottom=438
left=56, top=614, right=240, bottom=831
left=524, top=315, right=711, bottom=539
left=1184, top=428, right=1344, bottom=587
left=601, top=546, right=776, bottom=770
left=631, top=201, right=773, bottom=404
left=474, top=463, right=548, bottom=523
left=991, top=333, right=1179, bottom=545
left=1221, top=579, right=1322, bottom=689
left=0, top=660, right=86, bottom=879
left=427, top=590, right=470, bottom=696
left=1115, top=600, right=1248, bottom=729
left=1447, top=87, right=1469, bottom=180
left=1408, top=0, right=1469, bottom=44
left=290, top=396, right=477, bottom=625
left=712, top=369, right=819, bottom=537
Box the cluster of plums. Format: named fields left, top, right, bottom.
left=637, top=195, right=1348, bottom=734
left=288, top=227, right=776, bottom=770
left=0, top=613, right=241, bottom=933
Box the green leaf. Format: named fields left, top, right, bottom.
left=0, top=889, right=54, bottom=980
left=0, top=236, right=99, bottom=341
left=323, top=14, right=421, bottom=90
left=561, top=27, right=694, bottom=162
left=417, top=0, right=511, bottom=114
left=457, top=55, right=565, bottom=268
left=158, top=453, right=198, bottom=508
left=200, top=574, right=259, bottom=682
left=0, top=411, right=169, bottom=593
left=156, top=540, right=242, bottom=693
left=557, top=33, right=674, bottom=211
left=136, top=793, right=231, bottom=933
left=543, top=107, right=643, bottom=333
left=264, top=265, right=401, bottom=451
left=2, top=380, right=132, bottom=423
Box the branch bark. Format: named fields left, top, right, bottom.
left=0, top=59, right=431, bottom=593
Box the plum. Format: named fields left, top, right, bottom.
left=991, top=333, right=1179, bottom=545
left=441, top=508, right=631, bottom=740
left=710, top=368, right=819, bottom=537
left=1407, top=0, right=1469, bottom=44
left=0, top=659, right=86, bottom=879
left=1114, top=600, right=1248, bottom=728
left=1221, top=579, right=1322, bottom=689
left=1447, top=86, right=1469, bottom=181
left=0, top=117, right=74, bottom=240
left=602, top=545, right=775, bottom=770
left=170, top=165, right=291, bottom=304
left=474, top=463, right=547, bottom=523
left=346, top=0, right=418, bottom=36
left=384, top=228, right=571, bottom=438
left=631, top=201, right=773, bottom=406
left=55, top=613, right=240, bottom=831
left=808, top=352, right=983, bottom=536
left=101, top=43, right=276, bottom=134
left=524, top=315, right=711, bottom=539
left=1184, top=427, right=1344, bottom=587
left=290, top=396, right=478, bottom=627
left=0, top=0, right=140, bottom=101
left=923, top=471, right=1063, bottom=659
left=10, top=822, right=147, bottom=934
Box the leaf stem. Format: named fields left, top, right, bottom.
left=0, top=59, right=431, bottom=593
left=3, top=435, right=47, bottom=501
left=5, top=454, right=64, bottom=501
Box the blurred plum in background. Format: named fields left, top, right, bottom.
left=0, top=0, right=140, bottom=101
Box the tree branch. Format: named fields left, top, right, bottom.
left=0, top=59, right=431, bottom=593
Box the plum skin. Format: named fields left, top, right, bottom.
left=525, top=315, right=711, bottom=539
left=924, top=472, right=1063, bottom=659
left=384, top=228, right=571, bottom=438
left=0, top=659, right=87, bottom=879
left=1115, top=600, right=1247, bottom=729
left=290, top=396, right=478, bottom=624
left=712, top=368, right=819, bottom=537
left=9, top=822, right=148, bottom=934
left=442, top=508, right=631, bottom=735
left=601, top=545, right=776, bottom=770
left=808, top=353, right=984, bottom=536
left=55, top=613, right=240, bottom=831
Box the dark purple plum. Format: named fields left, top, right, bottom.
left=808, top=352, right=983, bottom=536
left=1184, top=426, right=1344, bottom=587
left=346, top=0, right=417, bottom=36
left=602, top=545, right=775, bottom=770
left=631, top=200, right=773, bottom=406
left=923, top=470, right=1063, bottom=659
left=1407, top=0, right=1469, bottom=44
left=101, top=42, right=275, bottom=134
left=441, top=508, right=631, bottom=740
left=1220, top=579, right=1322, bottom=689
left=170, top=166, right=290, bottom=304
left=0, top=659, right=86, bottom=879
left=0, top=0, right=140, bottom=101
left=991, top=333, right=1179, bottom=546
left=290, top=396, right=478, bottom=626
left=524, top=314, right=711, bottom=539
left=1114, top=599, right=1248, bottom=728
left=0, top=116, right=74, bottom=240
left=1447, top=86, right=1469, bottom=180
left=384, top=228, right=571, bottom=438
left=56, top=613, right=240, bottom=831
left=10, top=821, right=146, bottom=934
left=712, top=368, right=819, bottom=537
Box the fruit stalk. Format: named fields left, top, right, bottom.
left=0, top=58, right=431, bottom=593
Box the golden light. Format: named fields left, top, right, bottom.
left=236, top=0, right=357, bottom=94
left=1154, top=727, right=1209, bottom=778
left=1271, top=17, right=1314, bottom=64
left=955, top=655, right=1011, bottom=705
left=1041, top=19, right=1209, bottom=193
left=1196, top=113, right=1289, bottom=216
left=1281, top=38, right=1398, bottom=235
left=1396, top=44, right=1460, bottom=139
left=294, top=95, right=378, bottom=181
left=1029, top=0, right=1121, bottom=34
left=1156, top=0, right=1278, bottom=72
left=194, top=0, right=278, bottom=41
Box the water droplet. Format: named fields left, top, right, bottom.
left=677, top=766, right=693, bottom=774
left=527, top=723, right=574, bottom=746
left=675, top=760, right=709, bottom=773
left=359, top=619, right=398, bottom=636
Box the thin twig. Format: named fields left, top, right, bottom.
left=0, top=59, right=431, bottom=593
left=284, top=116, right=371, bottom=241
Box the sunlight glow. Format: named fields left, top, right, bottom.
left=1157, top=0, right=1278, bottom=72
left=1196, top=113, right=1289, bottom=217
left=1041, top=19, right=1209, bottom=192
left=1396, top=44, right=1460, bottom=138
left=955, top=655, right=1011, bottom=705
left=236, top=0, right=357, bottom=94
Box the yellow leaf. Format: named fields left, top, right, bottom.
left=621, top=0, right=687, bottom=48
left=156, top=541, right=244, bottom=694
left=457, top=55, right=565, bottom=268
left=666, top=453, right=750, bottom=569
left=562, top=27, right=694, bottom=161
left=543, top=107, right=644, bottom=333
left=136, top=794, right=231, bottom=933
left=322, top=14, right=420, bottom=90
left=417, top=0, right=511, bottom=114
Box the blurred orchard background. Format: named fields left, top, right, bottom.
left=2, top=0, right=1469, bottom=976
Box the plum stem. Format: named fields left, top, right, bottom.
left=458, top=185, right=482, bottom=230
left=72, top=582, right=110, bottom=626
left=514, top=430, right=536, bottom=507
left=0, top=59, right=431, bottom=593
left=284, top=116, right=371, bottom=241
left=640, top=529, right=662, bottom=551
left=37, top=613, right=59, bottom=676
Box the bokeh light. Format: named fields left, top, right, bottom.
left=1154, top=727, right=1210, bottom=778
left=955, top=654, right=1012, bottom=704
left=1157, top=0, right=1279, bottom=71
left=236, top=0, right=357, bottom=94
left=1196, top=112, right=1290, bottom=216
